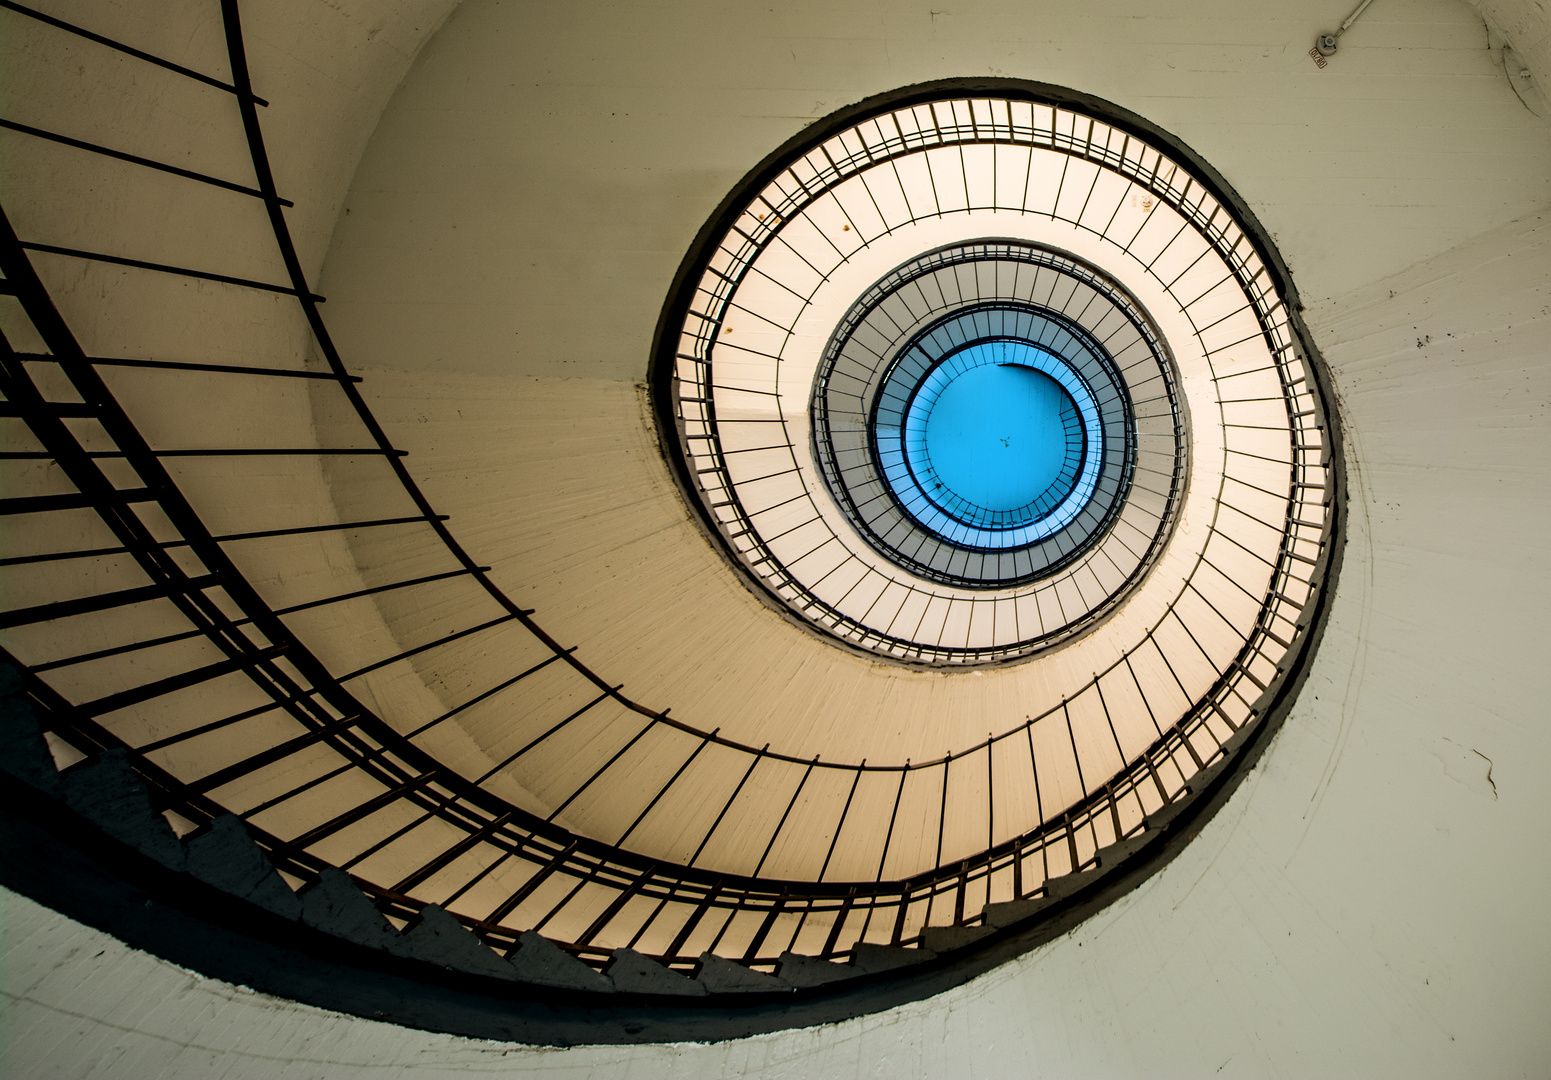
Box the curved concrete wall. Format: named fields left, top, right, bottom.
left=306, top=0, right=1551, bottom=861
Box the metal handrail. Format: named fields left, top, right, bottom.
left=0, top=2, right=1339, bottom=976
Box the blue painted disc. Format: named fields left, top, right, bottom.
left=919, top=364, right=1077, bottom=511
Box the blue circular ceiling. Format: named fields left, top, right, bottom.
left=893, top=342, right=1097, bottom=549
left=911, top=355, right=1083, bottom=516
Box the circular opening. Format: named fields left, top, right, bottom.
left=823, top=248, right=1155, bottom=601
left=916, top=362, right=1080, bottom=513
left=894, top=340, right=1099, bottom=547
left=646, top=61, right=1348, bottom=1001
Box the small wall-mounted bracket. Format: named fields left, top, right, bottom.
left=1501, top=45, right=1548, bottom=117
left=1310, top=0, right=1377, bottom=68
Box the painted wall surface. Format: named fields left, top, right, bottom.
left=318, top=0, right=1551, bottom=383
left=6, top=215, right=1549, bottom=1079
left=299, top=0, right=1551, bottom=849
left=2, top=0, right=1550, bottom=1076
left=0, top=0, right=468, bottom=833
left=6, top=208, right=1551, bottom=1070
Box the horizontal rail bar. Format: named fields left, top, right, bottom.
left=14, top=352, right=361, bottom=383
left=74, top=644, right=286, bottom=718
left=0, top=572, right=224, bottom=630
left=187, top=711, right=365, bottom=795
left=27, top=567, right=484, bottom=673
left=0, top=515, right=447, bottom=569
left=0, top=401, right=96, bottom=418
left=0, top=487, right=156, bottom=515
left=0, top=447, right=405, bottom=459
left=0, top=0, right=269, bottom=104
left=19, top=242, right=323, bottom=301
left=0, top=118, right=292, bottom=206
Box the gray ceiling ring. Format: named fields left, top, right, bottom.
left=811, top=240, right=1172, bottom=593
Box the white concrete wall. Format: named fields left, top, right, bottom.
left=6, top=218, right=1551, bottom=1080
left=323, top=0, right=1551, bottom=381
left=8, top=210, right=1551, bottom=1074
left=306, top=0, right=1551, bottom=871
